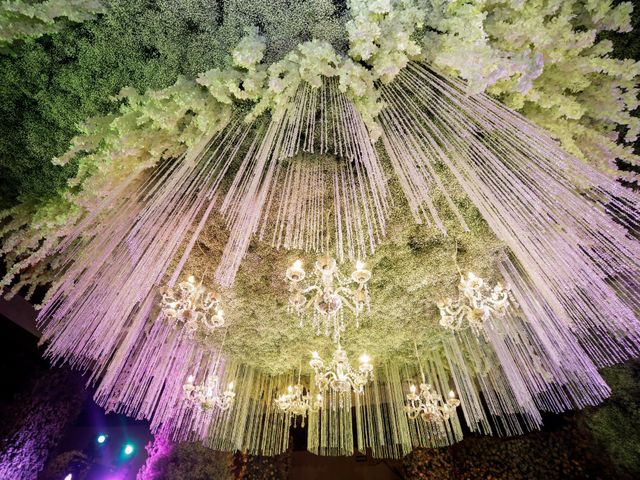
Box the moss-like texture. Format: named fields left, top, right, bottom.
left=0, top=0, right=347, bottom=208
left=585, top=360, right=640, bottom=478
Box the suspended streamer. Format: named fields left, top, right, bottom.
left=307, top=362, right=463, bottom=459
left=215, top=78, right=389, bottom=286
left=32, top=119, right=256, bottom=431
left=257, top=154, right=387, bottom=263
left=380, top=62, right=640, bottom=367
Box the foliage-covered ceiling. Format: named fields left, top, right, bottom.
left=1, top=0, right=639, bottom=460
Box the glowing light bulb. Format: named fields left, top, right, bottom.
left=96, top=434, right=107, bottom=444
left=287, top=385, right=293, bottom=393
left=187, top=375, right=194, bottom=384
left=64, top=475, right=73, bottom=480
left=316, top=394, right=322, bottom=401
left=123, top=443, right=135, bottom=456
left=312, top=351, right=319, bottom=358
left=410, top=384, right=417, bottom=394
left=187, top=275, right=195, bottom=283
left=359, top=354, right=370, bottom=364
left=293, top=260, right=302, bottom=269
left=227, top=382, right=234, bottom=390
left=448, top=390, right=456, bottom=399
left=356, top=260, right=365, bottom=270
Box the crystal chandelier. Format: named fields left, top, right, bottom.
left=309, top=345, right=373, bottom=395
left=183, top=375, right=236, bottom=411
left=405, top=342, right=460, bottom=423
left=286, top=255, right=372, bottom=342
left=160, top=275, right=225, bottom=337
left=405, top=383, right=460, bottom=423
left=276, top=384, right=323, bottom=427
left=276, top=363, right=323, bottom=426
left=182, top=328, right=235, bottom=412
left=437, top=272, right=510, bottom=336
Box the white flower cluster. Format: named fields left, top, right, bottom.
left=196, top=27, right=267, bottom=104
left=417, top=0, right=640, bottom=178
left=196, top=2, right=426, bottom=140
left=419, top=0, right=545, bottom=94
left=348, top=0, right=424, bottom=83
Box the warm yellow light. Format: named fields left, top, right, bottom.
left=448, top=390, right=456, bottom=399
left=356, top=260, right=365, bottom=270
left=187, top=275, right=195, bottom=283
left=293, top=260, right=303, bottom=269
left=312, top=351, right=319, bottom=358
left=410, top=384, right=417, bottom=394
left=287, top=385, right=293, bottom=393
left=359, top=353, right=370, bottom=364
left=228, top=382, right=234, bottom=390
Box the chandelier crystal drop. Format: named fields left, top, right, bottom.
left=183, top=375, right=236, bottom=411
left=309, top=346, right=373, bottom=395
left=437, top=272, right=511, bottom=336
left=286, top=256, right=372, bottom=342
left=160, top=275, right=225, bottom=337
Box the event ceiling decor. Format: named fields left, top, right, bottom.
left=1, top=0, right=639, bottom=460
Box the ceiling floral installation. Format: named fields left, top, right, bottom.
left=1, top=0, right=640, bottom=459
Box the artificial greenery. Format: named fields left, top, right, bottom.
left=0, top=0, right=425, bottom=296
left=403, top=419, right=614, bottom=480
left=0, top=367, right=86, bottom=480
left=585, top=360, right=640, bottom=478
left=149, top=442, right=233, bottom=480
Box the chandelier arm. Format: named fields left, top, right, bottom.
left=339, top=298, right=357, bottom=313
left=301, top=285, right=322, bottom=295
left=334, top=286, right=355, bottom=296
